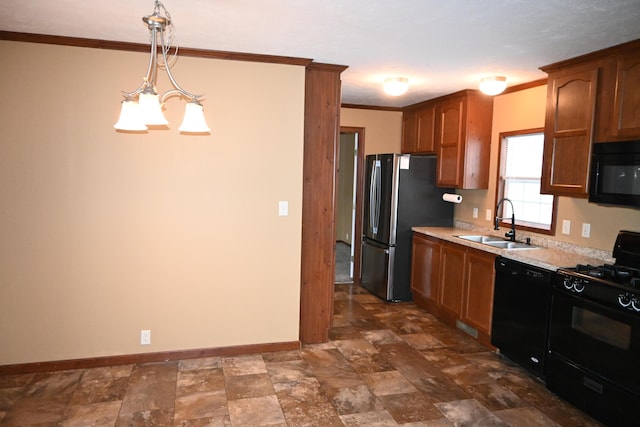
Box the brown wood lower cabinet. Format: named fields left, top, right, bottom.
left=438, top=241, right=466, bottom=324
left=410, top=234, right=442, bottom=313
left=411, top=233, right=496, bottom=348
left=462, top=247, right=496, bottom=347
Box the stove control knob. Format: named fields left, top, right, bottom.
left=632, top=297, right=640, bottom=312
left=563, top=277, right=573, bottom=290
left=619, top=293, right=632, bottom=308
left=573, top=280, right=585, bottom=293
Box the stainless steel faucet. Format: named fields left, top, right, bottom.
left=495, top=198, right=516, bottom=242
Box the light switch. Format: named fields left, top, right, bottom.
left=582, top=223, right=591, bottom=238
left=486, top=209, right=492, bottom=221
left=472, top=208, right=478, bottom=219
left=562, top=220, right=571, bottom=235
left=278, top=201, right=288, bottom=216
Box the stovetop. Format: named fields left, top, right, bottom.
left=572, top=263, right=640, bottom=290
left=554, top=230, right=640, bottom=313
left=555, top=266, right=640, bottom=314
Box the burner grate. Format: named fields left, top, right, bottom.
left=574, top=264, right=640, bottom=289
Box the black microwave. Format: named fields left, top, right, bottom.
left=589, top=141, right=640, bottom=208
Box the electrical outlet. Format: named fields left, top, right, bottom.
left=562, top=220, right=571, bottom=235
left=486, top=209, right=492, bottom=221
left=582, top=223, right=591, bottom=238
left=140, top=329, right=151, bottom=345
left=472, top=208, right=478, bottom=219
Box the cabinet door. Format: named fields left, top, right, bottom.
left=401, top=110, right=417, bottom=153
left=411, top=234, right=441, bottom=312
left=415, top=105, right=436, bottom=153
left=611, top=54, right=640, bottom=138
left=436, top=97, right=464, bottom=187
left=438, top=242, right=466, bottom=322
left=462, top=248, right=496, bottom=336
left=541, top=67, right=598, bottom=197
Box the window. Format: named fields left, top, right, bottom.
left=496, top=129, right=556, bottom=234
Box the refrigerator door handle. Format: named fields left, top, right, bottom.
left=369, top=162, right=373, bottom=233
left=369, top=162, right=374, bottom=233
left=372, top=160, right=381, bottom=234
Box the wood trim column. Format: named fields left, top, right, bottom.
left=300, top=62, right=347, bottom=344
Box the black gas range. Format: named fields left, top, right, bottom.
left=555, top=262, right=640, bottom=313
left=547, top=230, right=640, bottom=427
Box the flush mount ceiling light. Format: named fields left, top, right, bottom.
left=479, top=76, right=507, bottom=96
left=114, top=0, right=210, bottom=133
left=383, top=77, right=409, bottom=96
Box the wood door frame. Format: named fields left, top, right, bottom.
left=339, top=126, right=365, bottom=285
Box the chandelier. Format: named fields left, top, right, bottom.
left=114, top=0, right=210, bottom=133
left=383, top=77, right=409, bottom=96
left=479, top=76, right=507, bottom=96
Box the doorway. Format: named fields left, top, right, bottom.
left=335, top=127, right=365, bottom=285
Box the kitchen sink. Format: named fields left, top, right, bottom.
left=483, top=241, right=539, bottom=250
left=455, top=235, right=540, bottom=250
left=456, top=235, right=506, bottom=243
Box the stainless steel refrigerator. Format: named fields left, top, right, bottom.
left=361, top=154, right=453, bottom=302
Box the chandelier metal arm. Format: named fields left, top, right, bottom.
left=159, top=89, right=192, bottom=103
left=120, top=27, right=160, bottom=98
left=158, top=29, right=203, bottom=102
left=148, top=26, right=159, bottom=90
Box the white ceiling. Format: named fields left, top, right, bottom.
left=2, top=0, right=640, bottom=107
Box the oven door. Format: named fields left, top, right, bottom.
left=548, top=288, right=640, bottom=396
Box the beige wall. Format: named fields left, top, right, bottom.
left=340, top=108, right=402, bottom=154
left=457, top=85, right=640, bottom=251
left=0, top=41, right=305, bottom=365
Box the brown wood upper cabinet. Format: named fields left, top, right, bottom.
left=540, top=39, right=640, bottom=197
left=436, top=92, right=493, bottom=189
left=436, top=96, right=465, bottom=187
left=402, top=90, right=493, bottom=189
left=402, top=110, right=418, bottom=153
left=402, top=104, right=436, bottom=154
left=541, top=64, right=598, bottom=197
left=599, top=47, right=640, bottom=140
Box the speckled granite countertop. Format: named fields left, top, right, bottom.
left=412, top=224, right=614, bottom=271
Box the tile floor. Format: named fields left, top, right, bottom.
left=0, top=283, right=602, bottom=426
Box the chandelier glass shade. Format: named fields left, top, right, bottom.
left=179, top=101, right=211, bottom=132
left=114, top=0, right=210, bottom=133
left=383, top=77, right=409, bottom=96
left=479, top=76, right=507, bottom=96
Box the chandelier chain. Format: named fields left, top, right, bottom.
left=154, top=0, right=178, bottom=71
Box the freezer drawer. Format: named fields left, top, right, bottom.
left=361, top=239, right=395, bottom=301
